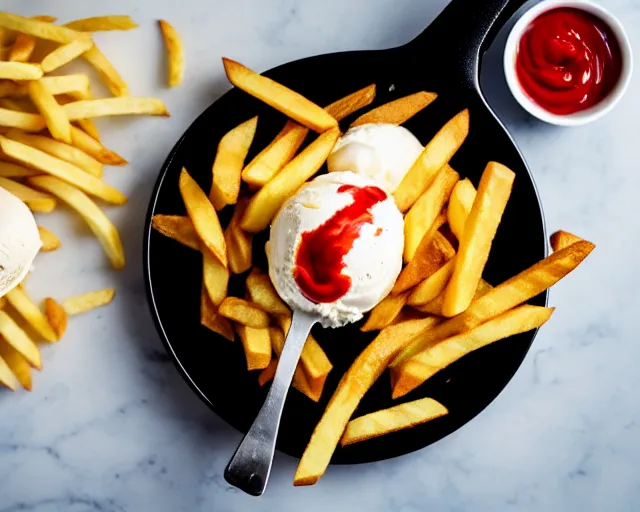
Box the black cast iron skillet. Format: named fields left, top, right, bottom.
left=144, top=0, right=547, bottom=488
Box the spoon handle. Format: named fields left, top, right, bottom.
left=224, top=310, right=317, bottom=496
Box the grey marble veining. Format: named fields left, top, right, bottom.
left=2, top=0, right=639, bottom=510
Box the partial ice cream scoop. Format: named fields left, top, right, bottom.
left=327, top=123, right=423, bottom=192
left=0, top=186, right=41, bottom=298
left=268, top=171, right=404, bottom=328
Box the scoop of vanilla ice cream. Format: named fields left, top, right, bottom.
left=327, top=123, right=423, bottom=192
left=0, top=186, right=41, bottom=297
left=268, top=171, right=404, bottom=328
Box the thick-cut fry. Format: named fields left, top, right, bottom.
left=44, top=298, right=67, bottom=339
left=393, top=306, right=554, bottom=398
left=245, top=268, right=289, bottom=317
left=236, top=324, right=271, bottom=370
left=63, top=97, right=169, bottom=120
left=0, top=161, right=38, bottom=178
left=37, top=226, right=60, bottom=251
left=5, top=286, right=57, bottom=342
left=151, top=214, right=199, bottom=250
left=350, top=91, right=437, bottom=127
left=447, top=178, right=476, bottom=241
left=404, top=165, right=459, bottom=261
left=0, top=12, right=82, bottom=44
left=550, top=230, right=582, bottom=251
left=0, top=310, right=41, bottom=369
left=412, top=278, right=492, bottom=315
left=0, top=341, right=30, bottom=391
left=41, top=75, right=91, bottom=99
left=341, top=397, right=448, bottom=446
left=64, top=16, right=139, bottom=32
left=242, top=121, right=308, bottom=188
left=202, top=250, right=229, bottom=306
left=28, top=80, right=71, bottom=143
left=324, top=84, right=376, bottom=121
left=82, top=45, right=129, bottom=97
left=0, top=176, right=57, bottom=213
left=0, top=62, right=43, bottom=80
left=219, top=297, right=269, bottom=328
left=41, top=37, right=94, bottom=73
left=158, top=20, right=183, bottom=87
left=443, top=162, right=515, bottom=317
left=6, top=130, right=102, bottom=177
left=0, top=107, right=45, bottom=131
left=179, top=168, right=227, bottom=267
left=361, top=292, right=410, bottom=332
left=8, top=34, right=36, bottom=62
left=241, top=128, right=340, bottom=232
left=3, top=137, right=126, bottom=204
left=62, top=288, right=115, bottom=315
left=394, top=109, right=470, bottom=212
left=223, top=58, right=337, bottom=133
left=69, top=125, right=127, bottom=165
left=28, top=176, right=126, bottom=269
left=225, top=199, right=253, bottom=274
left=391, top=240, right=595, bottom=370
left=210, top=116, right=257, bottom=209
left=200, top=287, right=234, bottom=341
left=408, top=258, right=456, bottom=306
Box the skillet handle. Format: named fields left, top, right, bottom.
left=404, top=0, right=530, bottom=89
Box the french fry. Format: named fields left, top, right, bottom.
left=258, top=358, right=278, bottom=386
left=360, top=291, right=410, bottom=332
left=5, top=286, right=57, bottom=342
left=41, top=75, right=91, bottom=99
left=222, top=58, right=337, bottom=133
left=45, top=298, right=67, bottom=339
left=0, top=162, right=38, bottom=178
left=241, top=128, right=340, bottom=232
left=37, top=226, right=60, bottom=251
left=0, top=12, right=83, bottom=44
left=64, top=15, right=139, bottom=32
left=202, top=250, right=229, bottom=306
left=151, top=214, right=199, bottom=251
left=41, top=37, right=94, bottom=73
left=63, top=97, right=169, bottom=120
left=200, top=287, right=234, bottom=341
left=0, top=310, right=41, bottom=369
left=0, top=341, right=30, bottom=391
left=69, top=125, right=127, bottom=165
left=341, top=397, right=448, bottom=446
left=0, top=80, right=26, bottom=98
left=245, top=268, right=289, bottom=317
left=442, top=162, right=515, bottom=317
left=179, top=168, right=227, bottom=267
left=350, top=91, right=437, bottom=127
left=393, top=306, right=554, bottom=398
left=225, top=198, right=253, bottom=274
left=158, top=20, right=183, bottom=87
left=28, top=176, right=126, bottom=269
left=394, top=109, right=469, bottom=212
left=0, top=107, right=45, bottom=131
left=550, top=230, right=582, bottom=251
left=28, top=80, right=72, bottom=143
left=278, top=314, right=332, bottom=383
left=0, top=348, right=19, bottom=390
left=210, top=116, right=257, bottom=209
left=0, top=62, right=43, bottom=80
left=8, top=33, right=36, bottom=62
left=62, top=288, right=115, bottom=315
left=413, top=279, right=492, bottom=315
left=236, top=324, right=271, bottom=370
left=219, top=297, right=269, bottom=328
left=74, top=118, right=100, bottom=141
left=0, top=176, right=57, bottom=213
left=408, top=257, right=456, bottom=307
left=0, top=297, right=5, bottom=309
left=404, top=165, right=459, bottom=262
left=3, top=138, right=126, bottom=204
left=447, top=178, right=476, bottom=241
left=6, top=130, right=102, bottom=177
left=324, top=84, right=376, bottom=121
left=82, top=45, right=129, bottom=97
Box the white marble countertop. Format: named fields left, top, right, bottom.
left=2, top=0, right=639, bottom=510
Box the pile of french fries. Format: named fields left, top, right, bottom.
left=0, top=12, right=185, bottom=390
left=150, top=59, right=593, bottom=486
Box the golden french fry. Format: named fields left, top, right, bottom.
left=6, top=130, right=102, bottom=177
left=443, top=162, right=515, bottom=317
left=550, top=230, right=582, bottom=251
left=82, top=45, right=129, bottom=96
left=64, top=15, right=139, bottom=32
left=202, top=249, right=229, bottom=306
left=158, top=20, right=183, bottom=87
left=360, top=291, right=410, bottom=332
left=341, top=397, right=448, bottom=446
left=324, top=84, right=376, bottom=121
left=0, top=62, right=43, bottom=80
left=28, top=176, right=126, bottom=268
left=210, top=116, right=257, bottom=209
left=44, top=298, right=67, bottom=339
left=404, top=165, right=459, bottom=262
left=151, top=214, right=199, bottom=250
left=408, top=257, right=456, bottom=307
left=0, top=310, right=41, bottom=369
left=258, top=358, right=278, bottom=386
left=200, top=286, right=234, bottom=341
left=37, top=225, right=60, bottom=251
left=225, top=198, right=254, bottom=274
left=28, top=80, right=72, bottom=143
left=0, top=297, right=6, bottom=309
left=241, top=128, right=340, bottom=232
left=8, top=33, right=36, bottom=62
left=0, top=80, right=27, bottom=98
left=0, top=12, right=82, bottom=43
left=0, top=161, right=39, bottom=177
left=178, top=168, right=227, bottom=267
left=245, top=268, right=289, bottom=317
left=0, top=341, right=30, bottom=390
left=3, top=137, right=126, bottom=204
left=41, top=37, right=93, bottom=73
left=69, top=125, right=127, bottom=165
left=223, top=58, right=337, bottom=133
left=278, top=314, right=332, bottom=383
left=74, top=118, right=100, bottom=141
left=415, top=278, right=492, bottom=316
left=63, top=97, right=169, bottom=120
left=219, top=297, right=269, bottom=328
left=447, top=178, right=476, bottom=241
left=393, top=306, right=554, bottom=398
left=351, top=91, right=437, bottom=127
left=40, top=74, right=91, bottom=99
left=236, top=324, right=271, bottom=370
left=0, top=176, right=57, bottom=212
left=394, top=109, right=470, bottom=212
left=0, top=107, right=45, bottom=131
left=62, top=288, right=115, bottom=315
left=5, top=286, right=57, bottom=342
